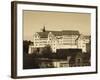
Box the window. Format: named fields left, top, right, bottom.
left=35, top=44, right=38, bottom=46
left=77, top=59, right=81, bottom=63
left=49, top=38, right=52, bottom=40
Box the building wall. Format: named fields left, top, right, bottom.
left=78, top=35, right=90, bottom=52
left=28, top=32, right=90, bottom=54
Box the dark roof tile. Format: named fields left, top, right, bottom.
left=37, top=30, right=80, bottom=38
left=62, top=30, right=80, bottom=35
left=37, top=32, right=49, bottom=38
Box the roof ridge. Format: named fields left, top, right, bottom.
left=37, top=30, right=80, bottom=38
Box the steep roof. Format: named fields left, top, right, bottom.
left=48, top=31, right=62, bottom=36
left=62, top=30, right=79, bottom=35
left=37, top=30, right=80, bottom=38
left=37, top=32, right=49, bottom=38
left=79, top=34, right=91, bottom=40
left=83, top=35, right=91, bottom=39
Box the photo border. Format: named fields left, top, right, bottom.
left=11, top=1, right=98, bottom=78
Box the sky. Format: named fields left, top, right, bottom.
left=23, top=10, right=91, bottom=41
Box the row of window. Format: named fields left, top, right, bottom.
left=34, top=44, right=46, bottom=46
left=35, top=40, right=76, bottom=44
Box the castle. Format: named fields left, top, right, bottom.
left=28, top=27, right=90, bottom=54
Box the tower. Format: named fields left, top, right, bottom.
left=42, top=26, right=46, bottom=32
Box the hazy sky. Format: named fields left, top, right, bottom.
left=23, top=10, right=91, bottom=41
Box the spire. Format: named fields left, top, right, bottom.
left=42, top=25, right=46, bottom=32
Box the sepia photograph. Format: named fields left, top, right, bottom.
left=11, top=1, right=97, bottom=78
left=23, top=11, right=91, bottom=69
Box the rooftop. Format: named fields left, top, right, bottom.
left=37, top=30, right=80, bottom=38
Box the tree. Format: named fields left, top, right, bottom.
left=23, top=40, right=40, bottom=69
left=41, top=44, right=52, bottom=58
left=23, top=40, right=33, bottom=53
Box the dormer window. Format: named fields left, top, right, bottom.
left=48, top=32, right=54, bottom=40
left=34, top=33, right=39, bottom=39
